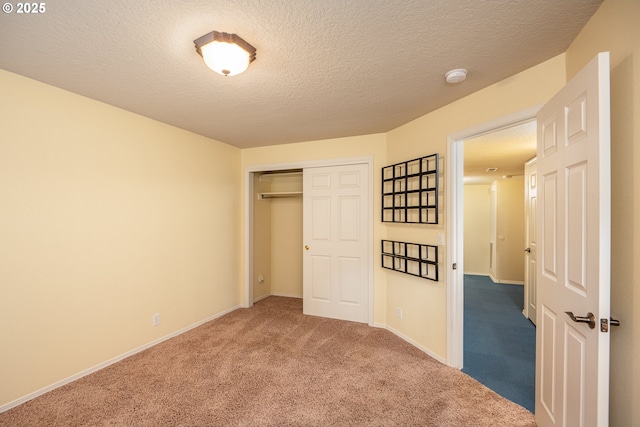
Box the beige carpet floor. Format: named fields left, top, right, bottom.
left=0, top=296, right=535, bottom=427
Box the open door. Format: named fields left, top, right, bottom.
left=524, top=157, right=537, bottom=324
left=535, top=52, right=611, bottom=426
left=302, top=163, right=370, bottom=323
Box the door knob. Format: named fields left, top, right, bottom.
left=565, top=311, right=596, bottom=329
left=304, top=245, right=309, bottom=251
left=524, top=247, right=531, bottom=253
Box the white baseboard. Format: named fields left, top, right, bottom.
left=270, top=292, right=302, bottom=299
left=3, top=302, right=448, bottom=414
left=494, top=279, right=524, bottom=285
left=0, top=304, right=241, bottom=414
left=384, top=325, right=447, bottom=365
left=253, top=293, right=271, bottom=303
left=486, top=273, right=524, bottom=285
left=254, top=292, right=303, bottom=303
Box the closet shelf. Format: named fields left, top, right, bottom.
left=259, top=170, right=303, bottom=182
left=257, top=191, right=303, bottom=200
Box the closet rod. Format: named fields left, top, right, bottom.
left=260, top=170, right=302, bottom=176
left=257, top=191, right=303, bottom=200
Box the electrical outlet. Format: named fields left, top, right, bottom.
left=396, top=307, right=403, bottom=320
left=152, top=313, right=160, bottom=326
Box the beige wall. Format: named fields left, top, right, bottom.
left=385, top=54, right=566, bottom=359
left=565, top=0, right=640, bottom=424
left=241, top=134, right=388, bottom=325
left=270, top=197, right=303, bottom=297
left=464, top=184, right=492, bottom=275
left=494, top=178, right=525, bottom=283
left=269, top=173, right=303, bottom=297
left=0, top=70, right=241, bottom=408
left=252, top=174, right=272, bottom=300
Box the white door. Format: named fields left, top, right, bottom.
left=535, top=52, right=611, bottom=427
left=303, top=163, right=369, bottom=323
left=524, top=157, right=537, bottom=324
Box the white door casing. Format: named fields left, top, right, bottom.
left=535, top=52, right=611, bottom=427
left=446, top=106, right=541, bottom=369
left=243, top=156, right=373, bottom=313
left=524, top=157, right=538, bottom=324
left=303, top=163, right=369, bottom=323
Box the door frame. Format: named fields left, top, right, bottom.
left=446, top=106, right=542, bottom=368
left=243, top=155, right=375, bottom=324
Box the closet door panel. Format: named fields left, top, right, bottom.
left=303, top=163, right=369, bottom=323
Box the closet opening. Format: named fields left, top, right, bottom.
left=250, top=169, right=303, bottom=305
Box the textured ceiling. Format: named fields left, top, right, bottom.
left=0, top=0, right=601, bottom=148
left=464, top=121, right=537, bottom=185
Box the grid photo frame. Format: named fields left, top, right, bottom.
left=382, top=154, right=439, bottom=224
left=381, top=239, right=439, bottom=281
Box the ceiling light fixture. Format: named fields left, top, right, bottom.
left=194, top=31, right=256, bottom=77
left=445, top=68, right=467, bottom=84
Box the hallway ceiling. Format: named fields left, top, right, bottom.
left=464, top=121, right=537, bottom=185
left=0, top=0, right=601, bottom=148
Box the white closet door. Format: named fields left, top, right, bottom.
left=303, top=163, right=369, bottom=323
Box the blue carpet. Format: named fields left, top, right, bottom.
left=462, top=274, right=535, bottom=412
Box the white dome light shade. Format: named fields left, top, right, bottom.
left=201, top=41, right=251, bottom=76
left=194, top=31, right=256, bottom=77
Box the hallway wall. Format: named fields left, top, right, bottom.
left=493, top=178, right=525, bottom=283
left=464, top=184, right=492, bottom=275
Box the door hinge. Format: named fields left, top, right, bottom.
left=452, top=263, right=457, bottom=270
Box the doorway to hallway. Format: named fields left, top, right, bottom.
left=445, top=107, right=539, bottom=411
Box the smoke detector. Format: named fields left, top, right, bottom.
left=445, top=68, right=467, bottom=84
